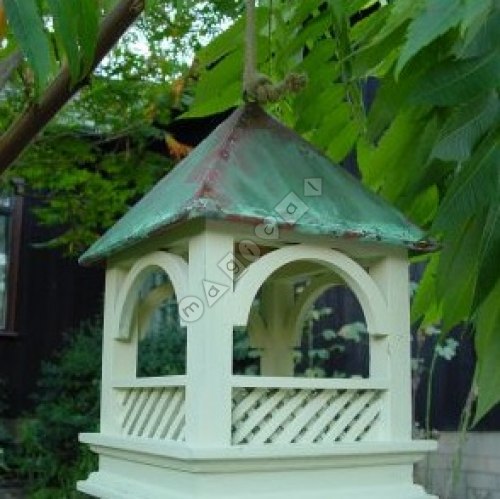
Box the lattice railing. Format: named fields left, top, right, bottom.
left=116, top=385, right=186, bottom=441
left=231, top=387, right=384, bottom=445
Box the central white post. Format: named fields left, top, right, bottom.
left=370, top=251, right=412, bottom=441
left=185, top=228, right=234, bottom=446
left=260, top=280, right=295, bottom=376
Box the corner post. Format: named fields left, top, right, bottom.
left=370, top=250, right=412, bottom=440
left=185, top=228, right=234, bottom=446
left=100, top=265, right=128, bottom=434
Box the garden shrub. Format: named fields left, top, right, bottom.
left=12, top=317, right=102, bottom=498
left=12, top=310, right=189, bottom=497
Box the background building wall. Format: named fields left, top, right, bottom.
left=416, top=432, right=500, bottom=499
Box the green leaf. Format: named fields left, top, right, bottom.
left=358, top=110, right=421, bottom=193
left=326, top=120, right=358, bottom=162
left=358, top=108, right=434, bottom=205
left=77, top=0, right=99, bottom=75
left=289, top=0, right=324, bottom=27
left=371, top=0, right=422, bottom=44
left=433, top=133, right=500, bottom=231
left=411, top=253, right=441, bottom=327
left=459, top=6, right=499, bottom=58
left=47, top=0, right=99, bottom=84
left=47, top=0, right=80, bottom=84
left=437, top=215, right=483, bottom=332
left=473, top=279, right=500, bottom=425
left=460, top=0, right=492, bottom=36
left=456, top=8, right=500, bottom=59
left=295, top=83, right=344, bottom=132
left=431, top=93, right=499, bottom=162
left=412, top=50, right=500, bottom=106
left=282, top=11, right=331, bottom=60
left=187, top=48, right=243, bottom=117
left=473, top=202, right=500, bottom=311
left=196, top=8, right=268, bottom=66
left=352, top=17, right=405, bottom=78
left=183, top=80, right=242, bottom=118
left=396, top=0, right=462, bottom=75
left=4, top=0, right=53, bottom=93
left=406, top=185, right=439, bottom=227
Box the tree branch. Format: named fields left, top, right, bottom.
left=0, top=0, right=145, bottom=172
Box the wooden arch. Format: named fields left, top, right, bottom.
left=233, top=245, right=388, bottom=335
left=113, top=251, right=189, bottom=340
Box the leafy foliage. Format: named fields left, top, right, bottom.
left=1, top=0, right=105, bottom=97
left=0, top=1, right=241, bottom=252
left=185, top=0, right=500, bottom=424
left=10, top=317, right=102, bottom=498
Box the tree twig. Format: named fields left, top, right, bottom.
left=0, top=0, right=145, bottom=171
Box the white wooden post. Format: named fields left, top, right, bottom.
left=100, top=265, right=128, bottom=434
left=370, top=251, right=412, bottom=440
left=185, top=228, right=234, bottom=446
left=259, top=280, right=296, bottom=376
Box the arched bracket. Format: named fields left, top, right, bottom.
left=137, top=282, right=175, bottom=339
left=114, top=251, right=188, bottom=341
left=233, top=245, right=388, bottom=336
left=287, top=274, right=342, bottom=347
left=247, top=306, right=268, bottom=349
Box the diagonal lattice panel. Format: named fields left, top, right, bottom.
left=117, top=386, right=186, bottom=441
left=231, top=387, right=384, bottom=445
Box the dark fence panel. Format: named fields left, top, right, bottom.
left=0, top=195, right=103, bottom=415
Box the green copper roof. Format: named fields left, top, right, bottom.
left=80, top=104, right=433, bottom=265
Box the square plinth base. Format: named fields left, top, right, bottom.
left=78, top=434, right=437, bottom=499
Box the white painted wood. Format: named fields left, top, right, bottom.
left=297, top=390, right=355, bottom=444
left=157, top=389, right=184, bottom=439
left=233, top=389, right=288, bottom=444
left=248, top=390, right=311, bottom=444
left=144, top=389, right=177, bottom=439
left=124, top=389, right=151, bottom=436
left=81, top=219, right=435, bottom=498
left=135, top=389, right=162, bottom=437
left=231, top=375, right=389, bottom=390
left=115, top=386, right=186, bottom=441
left=100, top=266, right=127, bottom=435
left=287, top=274, right=342, bottom=345
left=114, top=251, right=189, bottom=340
left=233, top=245, right=388, bottom=336
left=370, top=252, right=412, bottom=441
left=77, top=434, right=438, bottom=498
left=80, top=431, right=437, bottom=461
left=231, top=387, right=384, bottom=446
left=137, top=282, right=174, bottom=336
left=112, top=375, right=187, bottom=388
left=232, top=388, right=267, bottom=422
left=185, top=229, right=234, bottom=446
left=246, top=306, right=268, bottom=348
left=341, top=395, right=382, bottom=442
left=260, top=280, right=296, bottom=376
left=319, top=390, right=378, bottom=442
left=273, top=390, right=335, bottom=444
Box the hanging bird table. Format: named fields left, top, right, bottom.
left=77, top=2, right=437, bottom=497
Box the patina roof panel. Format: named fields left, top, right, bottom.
left=80, top=104, right=433, bottom=265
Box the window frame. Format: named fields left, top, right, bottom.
left=0, top=179, right=24, bottom=338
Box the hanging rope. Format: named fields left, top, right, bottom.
left=243, top=0, right=307, bottom=104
